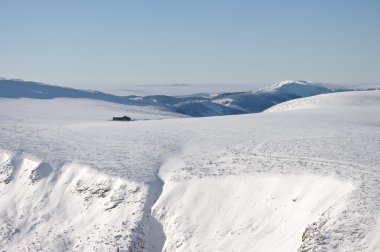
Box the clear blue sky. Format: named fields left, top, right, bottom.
left=1, top=0, right=379, bottom=89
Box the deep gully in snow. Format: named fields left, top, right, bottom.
left=130, top=174, right=166, bottom=252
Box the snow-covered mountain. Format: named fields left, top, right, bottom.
left=211, top=80, right=342, bottom=113
left=258, top=80, right=336, bottom=96
left=0, top=79, right=355, bottom=117
left=0, top=90, right=380, bottom=251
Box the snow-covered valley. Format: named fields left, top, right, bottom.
left=1, top=90, right=380, bottom=251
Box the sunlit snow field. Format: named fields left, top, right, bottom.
left=0, top=91, right=380, bottom=251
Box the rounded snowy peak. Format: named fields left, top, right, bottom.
left=273, top=80, right=310, bottom=87
left=259, top=80, right=333, bottom=97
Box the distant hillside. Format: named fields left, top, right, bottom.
left=0, top=79, right=139, bottom=105
left=0, top=79, right=354, bottom=117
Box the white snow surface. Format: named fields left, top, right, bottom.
left=153, top=174, right=353, bottom=251
left=267, top=90, right=380, bottom=113
left=258, top=80, right=334, bottom=97
left=1, top=91, right=380, bottom=251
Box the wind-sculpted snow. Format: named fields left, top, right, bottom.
left=0, top=153, right=147, bottom=251
left=0, top=91, right=380, bottom=251
left=153, top=174, right=354, bottom=251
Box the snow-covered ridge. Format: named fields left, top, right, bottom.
left=257, top=80, right=335, bottom=97
left=265, top=80, right=317, bottom=90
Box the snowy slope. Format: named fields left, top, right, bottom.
left=154, top=174, right=353, bottom=251
left=0, top=154, right=145, bottom=251
left=267, top=89, right=380, bottom=112
left=0, top=91, right=380, bottom=251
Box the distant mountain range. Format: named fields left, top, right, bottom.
left=1, top=78, right=372, bottom=117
